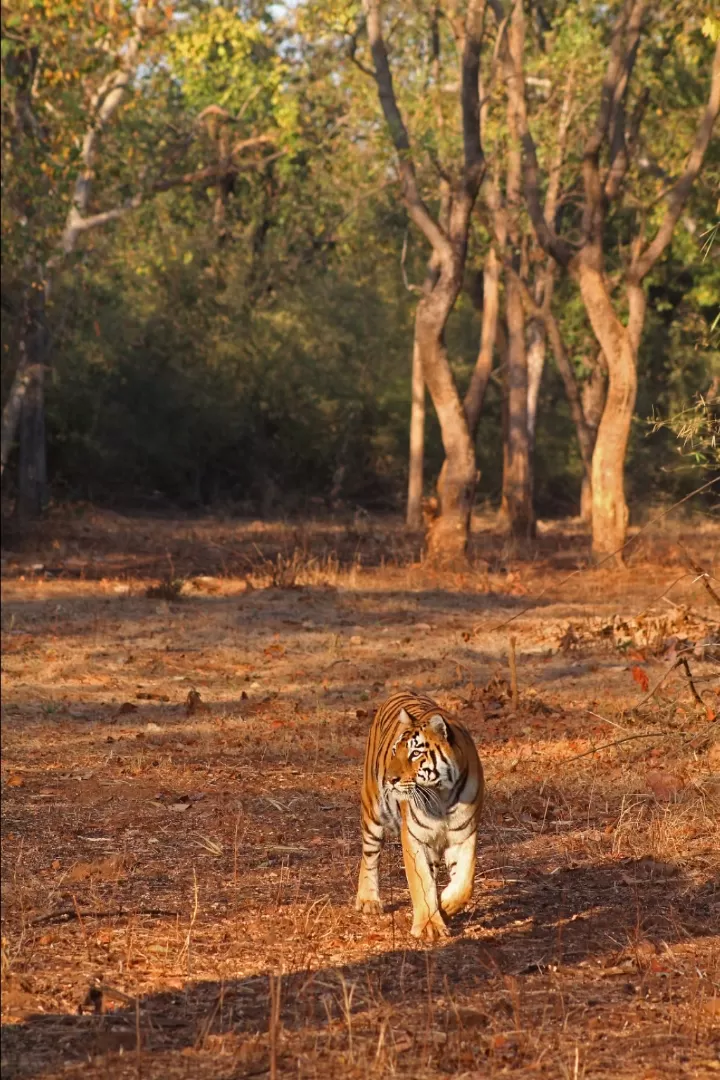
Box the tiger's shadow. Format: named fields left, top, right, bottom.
left=2, top=858, right=716, bottom=1079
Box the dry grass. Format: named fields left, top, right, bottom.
left=1, top=507, right=719, bottom=1080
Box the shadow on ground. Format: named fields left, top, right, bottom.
left=2, top=860, right=717, bottom=1079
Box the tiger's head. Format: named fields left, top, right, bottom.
left=385, top=708, right=459, bottom=811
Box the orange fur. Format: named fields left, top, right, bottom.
left=355, top=692, right=484, bottom=940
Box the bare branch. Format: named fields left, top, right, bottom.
left=580, top=0, right=648, bottom=248
left=502, top=0, right=573, bottom=266
left=363, top=0, right=453, bottom=261
left=630, top=39, right=720, bottom=283
left=61, top=3, right=151, bottom=254
left=61, top=154, right=283, bottom=239
left=461, top=0, right=487, bottom=187
left=346, top=18, right=376, bottom=78
left=603, top=2, right=646, bottom=200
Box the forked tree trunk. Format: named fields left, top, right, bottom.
left=364, top=0, right=487, bottom=563
left=406, top=341, right=425, bottom=529
left=511, top=0, right=719, bottom=561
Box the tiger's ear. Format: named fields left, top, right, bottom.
left=428, top=714, right=449, bottom=740
left=397, top=708, right=414, bottom=729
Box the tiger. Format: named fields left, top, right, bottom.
left=355, top=691, right=484, bottom=941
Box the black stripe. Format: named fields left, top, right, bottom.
left=448, top=809, right=479, bottom=833
left=405, top=825, right=428, bottom=846
left=448, top=766, right=469, bottom=805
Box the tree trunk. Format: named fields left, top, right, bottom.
left=500, top=1, right=534, bottom=541
left=419, top=281, right=477, bottom=564
left=579, top=353, right=607, bottom=521
left=503, top=274, right=535, bottom=540
left=1, top=350, right=35, bottom=476
left=525, top=312, right=546, bottom=499
left=464, top=245, right=500, bottom=437
left=542, top=305, right=599, bottom=520
left=406, top=340, right=425, bottom=529
left=16, top=360, right=47, bottom=521
left=575, top=259, right=637, bottom=561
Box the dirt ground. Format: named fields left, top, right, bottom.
left=1, top=507, right=719, bottom=1080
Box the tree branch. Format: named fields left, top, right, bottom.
left=461, top=0, right=487, bottom=188
left=363, top=0, right=453, bottom=262
left=580, top=0, right=648, bottom=249
left=501, top=0, right=573, bottom=266
left=509, top=266, right=594, bottom=478
left=61, top=3, right=151, bottom=254
left=59, top=155, right=283, bottom=239
left=630, top=39, right=720, bottom=283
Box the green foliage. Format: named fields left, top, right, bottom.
left=2, top=0, right=718, bottom=517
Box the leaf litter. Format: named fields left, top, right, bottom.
left=1, top=509, right=719, bottom=1080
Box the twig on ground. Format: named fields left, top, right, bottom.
left=135, top=994, right=142, bottom=1080
left=586, top=709, right=629, bottom=731
left=684, top=553, right=720, bottom=610
left=631, top=657, right=682, bottom=712
left=562, top=731, right=678, bottom=765
left=679, top=657, right=705, bottom=707
left=30, top=907, right=179, bottom=927
left=631, top=642, right=716, bottom=712
left=632, top=572, right=691, bottom=619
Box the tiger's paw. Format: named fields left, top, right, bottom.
left=410, top=916, right=450, bottom=942
left=440, top=892, right=472, bottom=918
left=356, top=897, right=384, bottom=915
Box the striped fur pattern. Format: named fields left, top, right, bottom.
left=356, top=692, right=484, bottom=941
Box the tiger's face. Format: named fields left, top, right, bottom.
left=386, top=713, right=457, bottom=806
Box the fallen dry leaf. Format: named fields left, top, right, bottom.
left=631, top=665, right=650, bottom=692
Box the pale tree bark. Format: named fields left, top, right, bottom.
left=525, top=71, right=574, bottom=496
left=465, top=244, right=500, bottom=435
left=1, top=349, right=35, bottom=476
left=514, top=271, right=596, bottom=515
left=406, top=341, right=425, bottom=528
left=501, top=0, right=534, bottom=540
left=60, top=5, right=151, bottom=255
left=509, top=0, right=720, bottom=560
left=495, top=5, right=574, bottom=531
left=580, top=352, right=607, bottom=521
left=364, top=0, right=488, bottom=562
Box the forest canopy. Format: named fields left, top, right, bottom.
left=1, top=0, right=718, bottom=552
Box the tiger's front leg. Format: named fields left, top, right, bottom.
left=355, top=804, right=385, bottom=915
left=401, top=809, right=449, bottom=941
left=440, top=830, right=477, bottom=917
